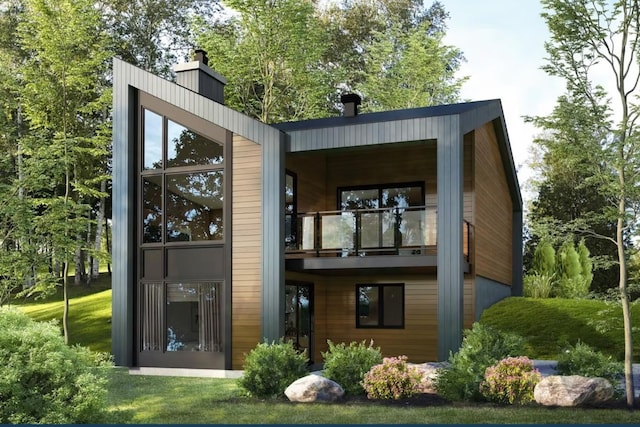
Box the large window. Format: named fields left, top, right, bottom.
left=340, top=183, right=424, bottom=210
left=141, top=108, right=225, bottom=244
left=356, top=284, right=404, bottom=328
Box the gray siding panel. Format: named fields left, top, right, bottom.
left=436, top=115, right=464, bottom=361
left=512, top=210, right=523, bottom=296
left=112, top=60, right=136, bottom=366
left=475, top=276, right=511, bottom=320
left=261, top=133, right=286, bottom=341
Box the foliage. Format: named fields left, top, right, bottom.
left=434, top=322, right=525, bottom=402
left=239, top=339, right=308, bottom=398
left=523, top=273, right=555, bottom=298
left=0, top=307, right=111, bottom=424
left=479, top=356, right=541, bottom=405
left=322, top=340, right=382, bottom=395
left=361, top=355, right=422, bottom=400
left=556, top=341, right=623, bottom=389
left=537, top=0, right=640, bottom=406
left=556, top=240, right=590, bottom=298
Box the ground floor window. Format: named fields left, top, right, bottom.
left=356, top=283, right=404, bottom=328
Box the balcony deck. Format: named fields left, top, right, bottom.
left=284, top=206, right=470, bottom=274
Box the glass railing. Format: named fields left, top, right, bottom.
left=285, top=205, right=470, bottom=261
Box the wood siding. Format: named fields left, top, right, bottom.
left=474, top=123, right=513, bottom=285
left=232, top=135, right=262, bottom=369
left=284, top=272, right=475, bottom=363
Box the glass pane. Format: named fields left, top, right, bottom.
left=142, top=176, right=162, bottom=243
left=321, top=212, right=354, bottom=251
left=399, top=210, right=426, bottom=246
left=297, top=286, right=310, bottom=354
left=285, top=173, right=295, bottom=214
left=382, top=186, right=422, bottom=208
left=358, top=286, right=379, bottom=326
left=284, top=286, right=298, bottom=347
left=143, top=110, right=163, bottom=170
left=301, top=216, right=315, bottom=250
left=166, top=171, right=224, bottom=242
left=383, top=285, right=403, bottom=327
left=167, top=120, right=223, bottom=167
left=341, top=189, right=379, bottom=210
left=360, top=212, right=381, bottom=248
left=166, top=283, right=221, bottom=352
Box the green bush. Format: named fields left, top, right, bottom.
left=239, top=340, right=308, bottom=398
left=322, top=340, right=382, bottom=395
left=0, top=307, right=111, bottom=424
left=362, top=355, right=421, bottom=400
left=479, top=356, right=541, bottom=404
left=523, top=273, right=554, bottom=298
left=434, top=322, right=525, bottom=401
left=556, top=341, right=622, bottom=388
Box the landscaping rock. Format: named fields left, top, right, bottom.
left=285, top=374, right=344, bottom=403
left=534, top=375, right=614, bottom=407
left=408, top=362, right=449, bottom=394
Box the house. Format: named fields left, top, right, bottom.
left=111, top=53, right=522, bottom=371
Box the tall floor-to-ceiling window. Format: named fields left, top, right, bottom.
left=137, top=92, right=230, bottom=369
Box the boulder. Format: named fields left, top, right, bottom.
left=408, top=362, right=450, bottom=394
left=285, top=374, right=344, bottom=403
left=534, top=375, right=614, bottom=407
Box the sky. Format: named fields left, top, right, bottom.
left=439, top=0, right=565, bottom=202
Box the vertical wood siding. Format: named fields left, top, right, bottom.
left=232, top=135, right=262, bottom=369
left=475, top=122, right=513, bottom=285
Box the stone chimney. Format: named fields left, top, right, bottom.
left=174, top=49, right=226, bottom=104
left=340, top=93, right=361, bottom=117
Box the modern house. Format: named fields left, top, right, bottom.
left=112, top=53, right=522, bottom=371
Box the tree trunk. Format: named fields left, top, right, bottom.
left=62, top=259, right=69, bottom=344
left=92, top=180, right=106, bottom=279
left=617, top=192, right=635, bottom=409
left=105, top=215, right=111, bottom=276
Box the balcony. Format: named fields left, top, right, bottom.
left=285, top=205, right=470, bottom=274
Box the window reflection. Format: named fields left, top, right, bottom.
left=143, top=110, right=163, bottom=170
left=166, top=172, right=224, bottom=242
left=142, top=176, right=162, bottom=243
left=167, top=120, right=223, bottom=167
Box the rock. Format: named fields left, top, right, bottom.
left=285, top=374, right=344, bottom=403
left=408, top=362, right=450, bottom=394
left=534, top=375, right=614, bottom=407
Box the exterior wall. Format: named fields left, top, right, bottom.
left=231, top=135, right=262, bottom=369
left=474, top=122, right=513, bottom=285
left=285, top=272, right=475, bottom=363
left=475, top=276, right=512, bottom=321
left=286, top=152, right=328, bottom=212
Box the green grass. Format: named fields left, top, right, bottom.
left=480, top=296, right=640, bottom=361
left=12, top=274, right=112, bottom=353
left=104, top=368, right=638, bottom=424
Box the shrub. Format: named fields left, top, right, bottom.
left=0, top=307, right=111, bottom=424
left=479, top=356, right=541, bottom=404
left=239, top=339, right=308, bottom=398
left=434, top=322, right=525, bottom=401
left=556, top=341, right=622, bottom=388
left=322, top=340, right=382, bottom=395
left=362, top=355, right=422, bottom=400
left=523, top=273, right=554, bottom=298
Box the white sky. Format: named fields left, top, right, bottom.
left=439, top=0, right=565, bottom=202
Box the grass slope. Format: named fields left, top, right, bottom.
left=13, top=275, right=112, bottom=353
left=480, top=297, right=640, bottom=361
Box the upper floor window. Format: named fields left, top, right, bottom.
left=140, top=102, right=226, bottom=244
left=340, top=183, right=423, bottom=210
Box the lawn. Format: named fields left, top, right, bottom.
left=104, top=368, right=638, bottom=424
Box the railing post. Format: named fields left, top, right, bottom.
left=315, top=212, right=320, bottom=257
left=354, top=210, right=360, bottom=256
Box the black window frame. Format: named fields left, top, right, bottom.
left=337, top=182, right=425, bottom=211
left=355, top=283, right=405, bottom=329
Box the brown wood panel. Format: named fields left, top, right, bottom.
left=474, top=123, right=513, bottom=285
left=286, top=152, right=329, bottom=212
left=231, top=135, right=262, bottom=368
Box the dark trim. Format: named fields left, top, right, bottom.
left=224, top=130, right=233, bottom=369
left=355, top=283, right=405, bottom=329
left=511, top=210, right=523, bottom=296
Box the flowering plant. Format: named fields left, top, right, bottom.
left=362, top=355, right=422, bottom=400
left=479, top=356, right=541, bottom=404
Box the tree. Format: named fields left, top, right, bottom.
left=537, top=0, right=640, bottom=408
left=17, top=0, right=111, bottom=342
left=103, top=0, right=219, bottom=77
left=525, top=93, right=619, bottom=293
left=195, top=0, right=331, bottom=123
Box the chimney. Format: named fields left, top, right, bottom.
left=174, top=49, right=226, bottom=104
left=340, top=93, right=361, bottom=117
